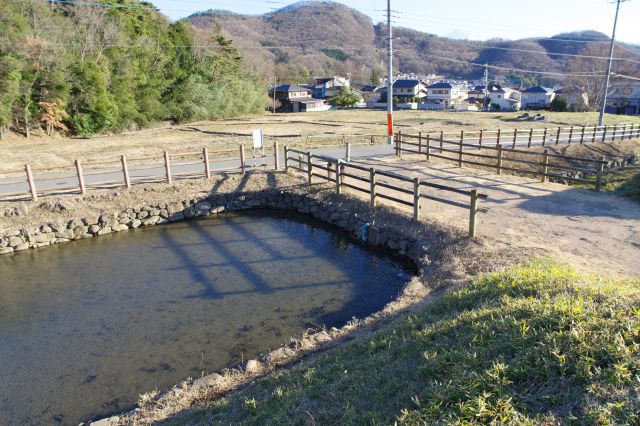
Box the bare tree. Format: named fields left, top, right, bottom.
left=565, top=43, right=640, bottom=111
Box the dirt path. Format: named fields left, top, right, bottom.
left=355, top=155, right=640, bottom=277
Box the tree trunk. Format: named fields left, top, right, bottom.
left=0, top=126, right=5, bottom=141
left=24, top=107, right=29, bottom=139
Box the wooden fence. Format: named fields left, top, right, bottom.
left=284, top=147, right=488, bottom=238
left=0, top=143, right=281, bottom=202
left=394, top=132, right=612, bottom=190
left=416, top=123, right=640, bottom=149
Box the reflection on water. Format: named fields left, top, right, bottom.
left=0, top=209, right=411, bottom=425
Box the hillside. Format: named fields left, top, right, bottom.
left=0, top=0, right=266, bottom=138
left=187, top=1, right=640, bottom=86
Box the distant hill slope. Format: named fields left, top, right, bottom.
left=187, top=1, right=640, bottom=85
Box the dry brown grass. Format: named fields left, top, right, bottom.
left=1, top=110, right=638, bottom=173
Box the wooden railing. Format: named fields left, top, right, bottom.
left=394, top=132, right=611, bottom=190
left=284, top=147, right=488, bottom=238
left=414, top=123, right=640, bottom=149
left=0, top=143, right=281, bottom=202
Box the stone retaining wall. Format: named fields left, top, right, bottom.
left=0, top=189, right=428, bottom=266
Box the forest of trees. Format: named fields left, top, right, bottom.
left=0, top=0, right=267, bottom=139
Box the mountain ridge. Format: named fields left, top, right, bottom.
left=185, top=1, right=639, bottom=85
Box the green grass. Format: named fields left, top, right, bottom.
left=172, top=260, right=640, bottom=425
left=600, top=166, right=640, bottom=202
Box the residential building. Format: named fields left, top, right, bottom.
left=521, top=86, right=555, bottom=109
left=554, top=87, right=589, bottom=111
left=388, top=79, right=429, bottom=101
left=422, top=82, right=466, bottom=109
left=268, top=85, right=330, bottom=113
left=476, top=84, right=520, bottom=111
left=312, top=76, right=350, bottom=99
left=605, top=81, right=640, bottom=115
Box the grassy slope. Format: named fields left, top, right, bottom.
left=601, top=167, right=640, bottom=202
left=172, top=260, right=640, bottom=425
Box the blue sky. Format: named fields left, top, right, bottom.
left=152, top=0, right=640, bottom=44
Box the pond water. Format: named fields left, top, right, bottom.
left=0, top=209, right=412, bottom=425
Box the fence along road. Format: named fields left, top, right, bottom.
left=408, top=123, right=640, bottom=151
left=1, top=122, right=638, bottom=201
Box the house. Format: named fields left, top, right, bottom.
left=378, top=79, right=429, bottom=101
left=422, top=82, right=466, bottom=109
left=554, top=87, right=589, bottom=111
left=605, top=81, right=640, bottom=115
left=521, top=86, right=555, bottom=109
left=372, top=80, right=429, bottom=109
left=312, top=76, right=350, bottom=99
left=478, top=84, right=521, bottom=111
left=268, top=85, right=330, bottom=113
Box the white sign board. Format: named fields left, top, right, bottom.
left=252, top=129, right=263, bottom=149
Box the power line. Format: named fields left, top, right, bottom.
left=394, top=48, right=608, bottom=77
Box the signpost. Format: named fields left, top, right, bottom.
left=252, top=129, right=265, bottom=168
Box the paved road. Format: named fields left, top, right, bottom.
left=0, top=144, right=395, bottom=200
left=2, top=126, right=638, bottom=200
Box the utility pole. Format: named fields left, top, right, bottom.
left=598, top=0, right=628, bottom=127
left=483, top=63, right=489, bottom=111
left=386, top=0, right=394, bottom=145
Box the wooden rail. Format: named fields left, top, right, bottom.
left=0, top=142, right=283, bottom=202
left=284, top=147, right=487, bottom=238
left=395, top=132, right=612, bottom=190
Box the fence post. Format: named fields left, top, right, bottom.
left=528, top=128, right=533, bottom=148
left=542, top=128, right=547, bottom=146
left=612, top=124, right=617, bottom=141
left=394, top=133, right=399, bottom=157
left=541, top=149, right=549, bottom=183
left=370, top=168, right=376, bottom=207
left=468, top=189, right=478, bottom=239
left=496, top=128, right=501, bottom=146
left=555, top=127, right=561, bottom=145
left=418, top=131, right=422, bottom=154
left=479, top=129, right=483, bottom=149
left=283, top=146, right=289, bottom=172
left=512, top=128, right=518, bottom=149
left=413, top=177, right=420, bottom=221
left=440, top=130, right=444, bottom=153
left=592, top=125, right=597, bottom=143
left=121, top=155, right=131, bottom=188
left=271, top=140, right=279, bottom=171
left=580, top=126, right=586, bottom=144
left=602, top=126, right=607, bottom=143
left=75, top=159, right=86, bottom=195
left=307, top=151, right=312, bottom=184
left=335, top=160, right=341, bottom=194
left=203, top=148, right=211, bottom=179
left=568, top=126, right=573, bottom=144
left=164, top=151, right=172, bottom=184
left=399, top=130, right=403, bottom=158
left=346, top=142, right=351, bottom=162
left=426, top=135, right=430, bottom=161
left=496, top=144, right=503, bottom=175
left=595, top=156, right=606, bottom=192
left=240, top=145, right=246, bottom=174
left=630, top=123, right=636, bottom=139
left=458, top=134, right=463, bottom=167
left=25, top=164, right=37, bottom=202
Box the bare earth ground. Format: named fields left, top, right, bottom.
left=2, top=110, right=639, bottom=172
left=356, top=155, right=640, bottom=277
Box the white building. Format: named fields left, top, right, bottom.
left=521, top=86, right=555, bottom=109
left=423, top=82, right=466, bottom=109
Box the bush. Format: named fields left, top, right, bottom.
left=550, top=96, right=569, bottom=112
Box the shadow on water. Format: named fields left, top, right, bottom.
left=0, top=209, right=412, bottom=425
